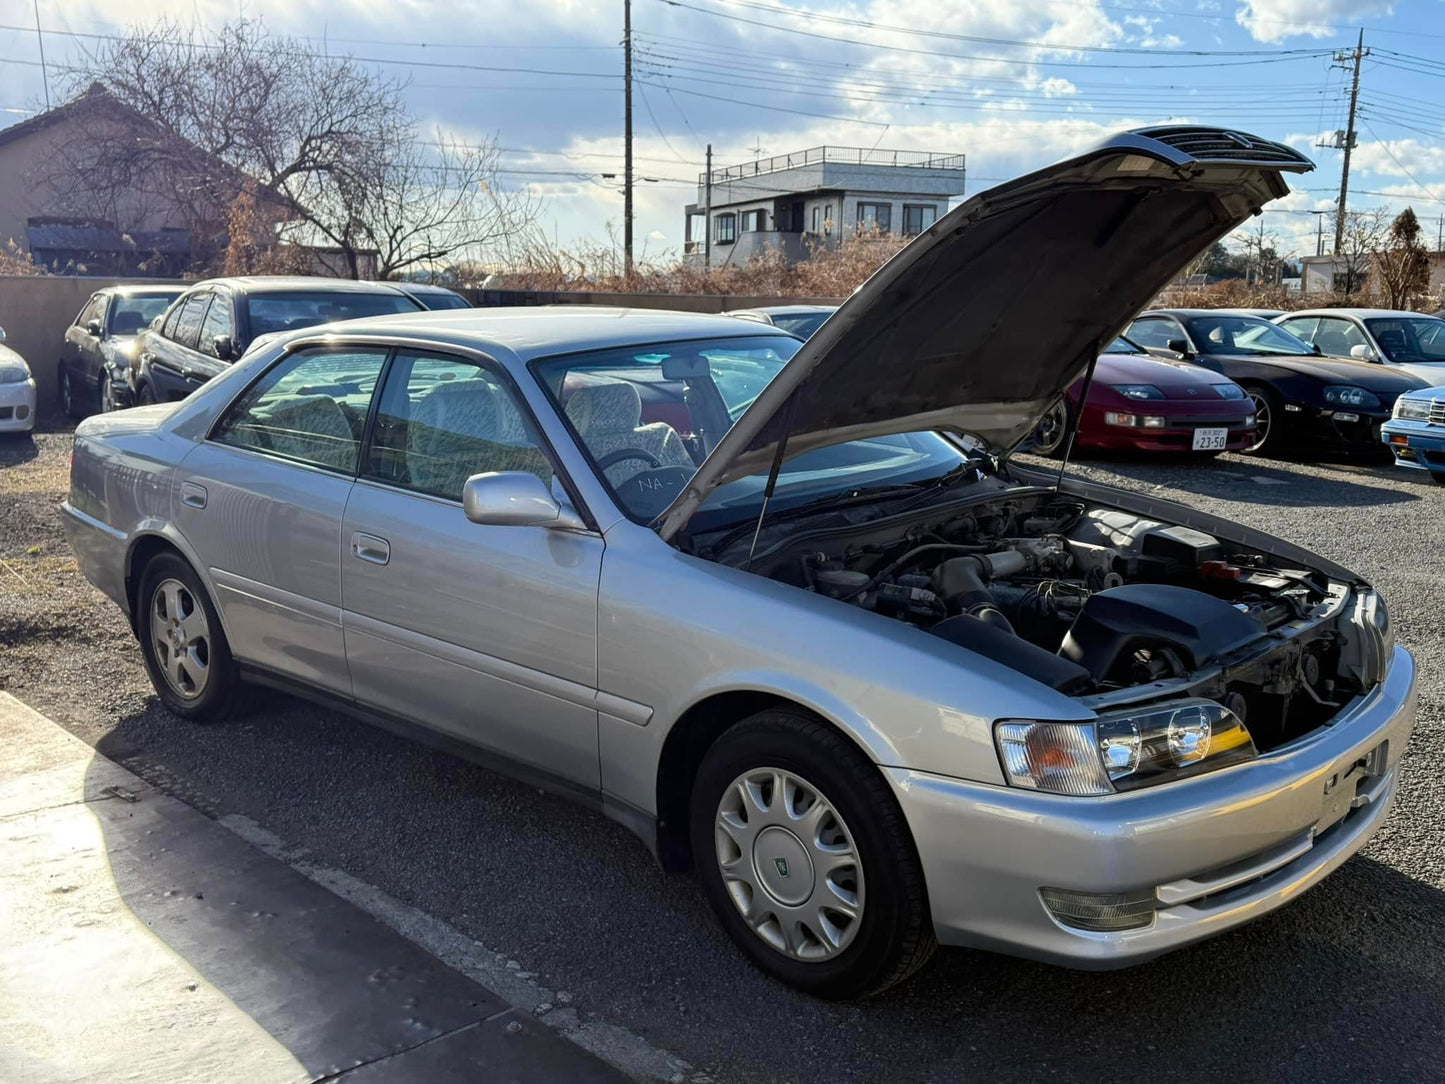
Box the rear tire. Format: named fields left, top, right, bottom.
left=136, top=552, right=247, bottom=721
left=689, top=708, right=936, bottom=999
left=136, top=381, right=157, bottom=406
left=1031, top=399, right=1072, bottom=458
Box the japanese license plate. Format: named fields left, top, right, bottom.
left=1192, top=427, right=1228, bottom=451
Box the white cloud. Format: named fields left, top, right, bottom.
left=1039, top=77, right=1078, bottom=97
left=1234, top=0, right=1394, bottom=42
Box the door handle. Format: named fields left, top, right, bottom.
left=351, top=532, right=390, bottom=565
left=180, top=481, right=207, bottom=509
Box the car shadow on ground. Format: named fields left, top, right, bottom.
left=91, top=694, right=1445, bottom=1083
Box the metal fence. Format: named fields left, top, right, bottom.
left=704, top=146, right=966, bottom=185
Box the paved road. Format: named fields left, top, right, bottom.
left=4, top=429, right=1445, bottom=1082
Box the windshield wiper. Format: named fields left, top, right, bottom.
left=705, top=482, right=927, bottom=560
left=881, top=462, right=984, bottom=515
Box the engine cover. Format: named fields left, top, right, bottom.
left=1059, top=584, right=1266, bottom=684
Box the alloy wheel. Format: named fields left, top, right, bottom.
left=714, top=767, right=865, bottom=961
left=60, top=371, right=73, bottom=415
left=1245, top=391, right=1272, bottom=453
left=1032, top=400, right=1069, bottom=456
left=150, top=578, right=211, bottom=699
left=100, top=378, right=115, bottom=413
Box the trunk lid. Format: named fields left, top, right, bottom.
left=655, top=126, right=1312, bottom=541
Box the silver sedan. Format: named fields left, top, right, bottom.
left=63, top=128, right=1416, bottom=998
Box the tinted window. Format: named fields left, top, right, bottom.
left=414, top=291, right=470, bottom=310
left=1365, top=317, right=1445, bottom=364
left=1125, top=317, right=1181, bottom=349
left=770, top=312, right=831, bottom=339
left=245, top=291, right=421, bottom=337
left=1184, top=315, right=1312, bottom=356
left=110, top=294, right=180, bottom=337
left=199, top=296, right=236, bottom=358
left=171, top=294, right=212, bottom=350
left=1312, top=317, right=1367, bottom=357
left=161, top=299, right=184, bottom=339
left=75, top=294, right=104, bottom=329
left=213, top=347, right=388, bottom=472
left=1276, top=316, right=1318, bottom=343
left=365, top=353, right=553, bottom=501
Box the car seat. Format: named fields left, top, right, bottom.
left=564, top=381, right=695, bottom=485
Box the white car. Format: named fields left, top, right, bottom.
left=0, top=327, right=37, bottom=434
left=1274, top=309, right=1445, bottom=385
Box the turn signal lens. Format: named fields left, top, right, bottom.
left=1104, top=411, right=1137, bottom=427
left=995, top=722, right=1112, bottom=796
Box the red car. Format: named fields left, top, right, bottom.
left=1032, top=337, right=1256, bottom=456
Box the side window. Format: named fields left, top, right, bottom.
left=1312, top=317, right=1366, bottom=358
left=715, top=213, right=736, bottom=245
left=74, top=294, right=104, bottom=329
left=1126, top=318, right=1180, bottom=350
left=199, top=295, right=236, bottom=357
left=1277, top=316, right=1318, bottom=343
left=172, top=293, right=212, bottom=350
left=212, top=347, right=389, bottom=473
left=161, top=299, right=185, bottom=339
left=364, top=352, right=554, bottom=502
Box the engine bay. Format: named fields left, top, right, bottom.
left=728, top=491, right=1375, bottom=752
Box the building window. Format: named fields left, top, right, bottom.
left=740, top=209, right=765, bottom=232
left=715, top=213, right=736, bottom=244
left=903, top=204, right=937, bottom=236
left=810, top=206, right=821, bottom=233
left=856, top=202, right=891, bottom=233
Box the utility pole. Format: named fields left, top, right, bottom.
left=704, top=143, right=713, bottom=272
left=623, top=0, right=634, bottom=279
left=1331, top=30, right=1369, bottom=255
left=33, top=0, right=48, bottom=110
left=1315, top=211, right=1325, bottom=256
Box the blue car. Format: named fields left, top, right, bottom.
left=1381, top=386, right=1445, bottom=483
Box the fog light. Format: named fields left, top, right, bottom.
left=1040, top=887, right=1156, bottom=932
left=1141, top=415, right=1167, bottom=428
left=1334, top=411, right=1360, bottom=423
left=15, top=404, right=28, bottom=420
left=1284, top=403, right=1303, bottom=412
left=1104, top=411, right=1137, bottom=427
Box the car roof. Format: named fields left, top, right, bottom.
left=730, top=305, right=837, bottom=317
left=1143, top=309, right=1278, bottom=318
left=186, top=276, right=412, bottom=296
left=102, top=283, right=187, bottom=297
left=398, top=282, right=463, bottom=294
left=1279, top=308, right=1437, bottom=319
left=289, top=306, right=791, bottom=363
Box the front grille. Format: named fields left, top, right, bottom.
left=1429, top=399, right=1445, bottom=427
left=1165, top=415, right=1251, bottom=427
left=0, top=406, right=12, bottom=419
left=1137, top=126, right=1313, bottom=168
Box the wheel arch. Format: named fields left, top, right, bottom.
left=123, top=528, right=227, bottom=641
left=652, top=687, right=888, bottom=872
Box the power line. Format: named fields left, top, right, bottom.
left=1360, top=119, right=1445, bottom=205
left=637, top=79, right=890, bottom=126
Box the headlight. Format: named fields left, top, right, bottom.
left=1324, top=385, right=1380, bottom=408
left=1393, top=396, right=1432, bottom=421
left=995, top=700, right=1257, bottom=796
left=1212, top=383, right=1246, bottom=400
left=0, top=364, right=29, bottom=384
left=1111, top=384, right=1165, bottom=400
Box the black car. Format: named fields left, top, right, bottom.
left=1126, top=309, right=1428, bottom=455
left=394, top=282, right=472, bottom=310
left=59, top=285, right=185, bottom=416
left=133, top=276, right=424, bottom=404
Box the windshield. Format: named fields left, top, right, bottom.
left=532, top=335, right=974, bottom=525
left=1103, top=336, right=1144, bottom=354
left=1365, top=317, right=1445, bottom=364
left=414, top=291, right=471, bottom=310
left=770, top=311, right=832, bottom=339
left=109, top=294, right=180, bottom=336
left=245, top=291, right=422, bottom=337
left=1184, top=315, right=1312, bottom=356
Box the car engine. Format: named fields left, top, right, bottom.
left=735, top=493, right=1377, bottom=752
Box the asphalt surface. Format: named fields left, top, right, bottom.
left=3, top=420, right=1445, bottom=1083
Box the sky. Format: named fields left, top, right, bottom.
left=1, top=0, right=1444, bottom=266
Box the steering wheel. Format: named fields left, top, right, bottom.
left=597, top=447, right=663, bottom=472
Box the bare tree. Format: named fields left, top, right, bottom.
left=56, top=19, right=539, bottom=277
left=1372, top=207, right=1431, bottom=310
left=1332, top=206, right=1390, bottom=295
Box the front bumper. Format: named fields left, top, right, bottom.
left=888, top=644, right=1416, bottom=968
left=0, top=378, right=37, bottom=431
left=1284, top=402, right=1390, bottom=453
left=1381, top=418, right=1445, bottom=475
left=1079, top=401, right=1254, bottom=453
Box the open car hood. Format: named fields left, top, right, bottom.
left=654, top=126, right=1312, bottom=541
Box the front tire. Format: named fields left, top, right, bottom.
left=689, top=709, right=936, bottom=998
left=136, top=553, right=246, bottom=721
left=1030, top=399, right=1072, bottom=458
left=58, top=366, right=84, bottom=419
left=136, top=381, right=157, bottom=406
left=1241, top=384, right=1281, bottom=456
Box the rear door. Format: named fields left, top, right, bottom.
left=147, top=291, right=225, bottom=399
left=175, top=344, right=390, bottom=694
left=340, top=348, right=605, bottom=788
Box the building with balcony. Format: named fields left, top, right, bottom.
left=683, top=145, right=967, bottom=268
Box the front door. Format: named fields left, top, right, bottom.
left=175, top=344, right=390, bottom=695
left=340, top=349, right=604, bottom=788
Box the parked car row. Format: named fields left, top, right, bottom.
left=63, top=127, right=1417, bottom=1000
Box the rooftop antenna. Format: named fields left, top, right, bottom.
left=33, top=0, right=49, bottom=110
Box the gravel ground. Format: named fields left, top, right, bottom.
left=3, top=416, right=1444, bottom=1083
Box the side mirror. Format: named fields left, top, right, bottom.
left=1349, top=343, right=1378, bottom=362
left=0, top=326, right=7, bottom=342
left=1166, top=337, right=1194, bottom=357
left=86, top=318, right=103, bottom=337
left=462, top=471, right=587, bottom=530
left=212, top=334, right=235, bottom=361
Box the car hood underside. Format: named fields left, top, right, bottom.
left=655, top=127, right=1312, bottom=541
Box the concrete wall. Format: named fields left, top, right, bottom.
left=0, top=275, right=173, bottom=409
left=468, top=289, right=843, bottom=312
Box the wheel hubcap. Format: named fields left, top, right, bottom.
left=714, top=767, right=864, bottom=961
left=1247, top=392, right=1271, bottom=451
left=151, top=578, right=210, bottom=699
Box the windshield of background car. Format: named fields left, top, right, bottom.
left=1184, top=315, right=1313, bottom=356
left=415, top=292, right=472, bottom=310
left=532, top=335, right=975, bottom=525
left=1365, top=317, right=1445, bottom=364
left=770, top=311, right=832, bottom=339
left=1103, top=336, right=1145, bottom=354
left=245, top=291, right=422, bottom=337
left=109, top=295, right=179, bottom=336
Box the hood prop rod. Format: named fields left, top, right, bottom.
left=745, top=392, right=799, bottom=571
left=1054, top=340, right=1102, bottom=492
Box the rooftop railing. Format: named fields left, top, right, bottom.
left=703, top=146, right=966, bottom=185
